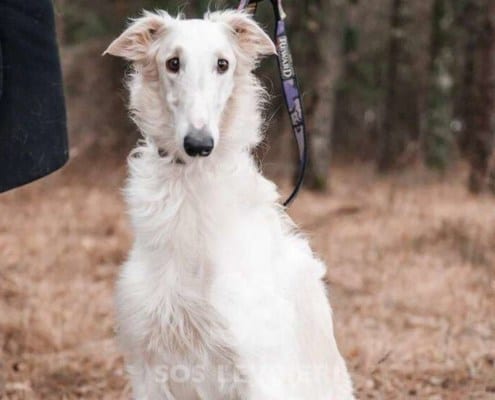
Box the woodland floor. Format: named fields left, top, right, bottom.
left=0, top=158, right=494, bottom=399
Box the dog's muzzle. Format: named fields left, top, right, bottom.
left=184, top=127, right=214, bottom=157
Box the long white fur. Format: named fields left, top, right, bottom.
left=105, top=9, right=354, bottom=400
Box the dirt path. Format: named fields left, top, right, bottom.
left=1, top=162, right=494, bottom=399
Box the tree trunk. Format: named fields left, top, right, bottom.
left=304, top=0, right=346, bottom=190
left=378, top=0, right=405, bottom=171
left=462, top=0, right=495, bottom=193
left=53, top=0, right=66, bottom=45
left=423, top=0, right=455, bottom=170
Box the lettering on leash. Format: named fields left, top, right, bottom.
left=278, top=36, right=295, bottom=80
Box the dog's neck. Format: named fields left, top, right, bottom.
left=126, top=142, right=278, bottom=260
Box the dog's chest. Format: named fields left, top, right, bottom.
left=137, top=201, right=281, bottom=342
left=122, top=167, right=287, bottom=376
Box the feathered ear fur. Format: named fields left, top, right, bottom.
left=209, top=11, right=276, bottom=64
left=103, top=11, right=172, bottom=61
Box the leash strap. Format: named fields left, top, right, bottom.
left=238, top=0, right=308, bottom=207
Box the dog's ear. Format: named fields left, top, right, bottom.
left=210, top=11, right=276, bottom=63
left=103, top=11, right=171, bottom=61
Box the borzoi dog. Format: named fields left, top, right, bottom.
left=105, top=9, right=354, bottom=400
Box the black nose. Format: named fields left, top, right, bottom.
left=183, top=132, right=214, bottom=157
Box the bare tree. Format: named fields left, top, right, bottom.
left=423, top=0, right=455, bottom=170
left=378, top=0, right=405, bottom=171
left=461, top=0, right=495, bottom=193
left=53, top=0, right=67, bottom=45
left=303, top=0, right=346, bottom=190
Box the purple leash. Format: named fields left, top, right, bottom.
left=238, top=0, right=308, bottom=207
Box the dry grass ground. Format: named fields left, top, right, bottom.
left=0, top=159, right=494, bottom=399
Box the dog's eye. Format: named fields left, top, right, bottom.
left=217, top=59, right=229, bottom=74
left=166, top=57, right=180, bottom=73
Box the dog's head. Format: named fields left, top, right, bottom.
left=104, top=10, right=275, bottom=160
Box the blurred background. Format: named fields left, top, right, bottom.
left=0, top=0, right=494, bottom=398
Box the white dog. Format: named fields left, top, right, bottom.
left=105, top=9, right=354, bottom=400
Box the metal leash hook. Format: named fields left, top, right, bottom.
left=238, top=0, right=308, bottom=207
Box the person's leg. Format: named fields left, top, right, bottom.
left=0, top=0, right=68, bottom=193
